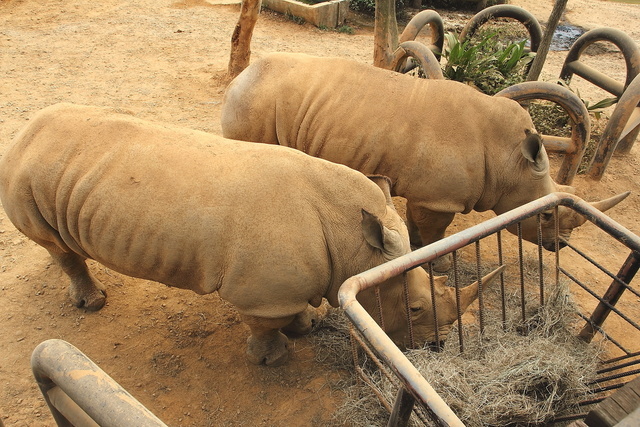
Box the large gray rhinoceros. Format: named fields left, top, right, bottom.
left=0, top=103, right=502, bottom=366
left=221, top=53, right=629, bottom=270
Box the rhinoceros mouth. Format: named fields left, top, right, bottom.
left=542, top=239, right=568, bottom=252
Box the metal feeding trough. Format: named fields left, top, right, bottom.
left=339, top=192, right=640, bottom=426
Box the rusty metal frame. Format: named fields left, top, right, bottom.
left=560, top=28, right=640, bottom=97
left=390, top=41, right=444, bottom=79
left=496, top=81, right=591, bottom=185
left=390, top=9, right=444, bottom=78
left=32, top=339, right=167, bottom=427
left=338, top=192, right=640, bottom=426
left=587, top=73, right=640, bottom=179
left=459, top=4, right=542, bottom=58
left=559, top=27, right=640, bottom=180
left=399, top=9, right=444, bottom=59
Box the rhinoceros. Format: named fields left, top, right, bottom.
left=0, top=103, right=503, bottom=365
left=220, top=53, right=629, bottom=271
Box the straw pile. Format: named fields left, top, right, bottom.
left=311, top=280, right=603, bottom=426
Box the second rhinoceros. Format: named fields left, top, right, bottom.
left=221, top=53, right=629, bottom=270
left=0, top=103, right=502, bottom=366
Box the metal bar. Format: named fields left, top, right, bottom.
left=387, top=387, right=416, bottom=427
left=603, top=351, right=640, bottom=365
left=475, top=241, right=485, bottom=334
left=597, top=356, right=640, bottom=375
left=575, top=310, right=631, bottom=355
left=453, top=251, right=464, bottom=353
left=590, top=382, right=626, bottom=394
left=563, top=242, right=640, bottom=300
left=338, top=192, right=640, bottom=424
left=428, top=262, right=441, bottom=346
left=597, top=360, right=640, bottom=374
left=561, top=267, right=640, bottom=334
left=31, top=339, right=167, bottom=427
left=537, top=213, right=545, bottom=306
left=496, top=230, right=507, bottom=329
left=541, top=135, right=575, bottom=153
left=564, top=61, right=626, bottom=96
left=589, top=368, right=640, bottom=385
left=578, top=251, right=640, bottom=341
left=588, top=74, right=640, bottom=177
left=518, top=223, right=526, bottom=324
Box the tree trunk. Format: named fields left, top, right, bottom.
left=373, top=0, right=399, bottom=69
left=526, top=0, right=568, bottom=81
left=228, top=0, right=262, bottom=79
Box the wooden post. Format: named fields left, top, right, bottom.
left=373, top=0, right=399, bottom=69
left=228, top=0, right=262, bottom=79
left=578, top=250, right=640, bottom=342
left=527, top=0, right=568, bottom=81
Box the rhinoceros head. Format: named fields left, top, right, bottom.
left=359, top=176, right=506, bottom=348
left=374, top=265, right=505, bottom=349
left=498, top=132, right=629, bottom=251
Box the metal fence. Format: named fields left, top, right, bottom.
left=31, top=339, right=167, bottom=427
left=339, top=192, right=640, bottom=426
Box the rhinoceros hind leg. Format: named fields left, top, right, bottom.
left=50, top=251, right=107, bottom=311
left=242, top=314, right=293, bottom=366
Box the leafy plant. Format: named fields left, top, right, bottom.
left=336, top=25, right=355, bottom=34
left=285, top=10, right=306, bottom=25
left=349, top=0, right=405, bottom=17
left=441, top=31, right=535, bottom=95
left=558, top=80, right=618, bottom=120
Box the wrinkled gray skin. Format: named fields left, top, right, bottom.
left=221, top=53, right=628, bottom=271
left=0, top=103, right=496, bottom=366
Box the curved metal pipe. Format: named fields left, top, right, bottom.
left=496, top=81, right=590, bottom=185
left=560, top=27, right=640, bottom=96
left=459, top=4, right=542, bottom=55
left=32, top=339, right=167, bottom=427
left=588, top=73, right=640, bottom=179
left=390, top=41, right=444, bottom=79
left=399, top=9, right=444, bottom=60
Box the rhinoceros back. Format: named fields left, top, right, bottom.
left=221, top=53, right=537, bottom=206
left=0, top=104, right=385, bottom=308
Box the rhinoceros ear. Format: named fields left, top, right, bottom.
left=367, top=175, right=394, bottom=206
left=521, top=132, right=548, bottom=173
left=361, top=209, right=405, bottom=258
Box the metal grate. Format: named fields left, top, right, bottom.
left=338, top=192, right=640, bottom=426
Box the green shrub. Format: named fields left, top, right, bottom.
left=349, top=0, right=405, bottom=17
left=441, top=31, right=534, bottom=94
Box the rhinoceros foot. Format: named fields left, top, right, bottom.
left=246, top=331, right=289, bottom=366
left=69, top=284, right=107, bottom=311
left=50, top=251, right=107, bottom=311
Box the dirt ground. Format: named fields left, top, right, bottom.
left=0, top=0, right=639, bottom=426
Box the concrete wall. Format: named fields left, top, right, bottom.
left=262, top=0, right=349, bottom=28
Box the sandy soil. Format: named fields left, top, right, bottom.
left=0, top=0, right=639, bottom=425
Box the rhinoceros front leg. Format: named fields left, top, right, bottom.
left=49, top=250, right=107, bottom=310
left=242, top=314, right=294, bottom=366
left=406, top=202, right=455, bottom=272
left=281, top=304, right=323, bottom=336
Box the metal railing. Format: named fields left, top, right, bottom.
left=339, top=192, right=640, bottom=426
left=32, top=339, right=167, bottom=427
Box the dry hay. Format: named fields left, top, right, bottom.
left=311, top=279, right=603, bottom=426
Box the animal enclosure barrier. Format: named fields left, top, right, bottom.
left=338, top=192, right=640, bottom=426
left=31, top=339, right=168, bottom=427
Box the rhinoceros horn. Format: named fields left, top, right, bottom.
left=454, top=265, right=507, bottom=312
left=568, top=191, right=630, bottom=228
